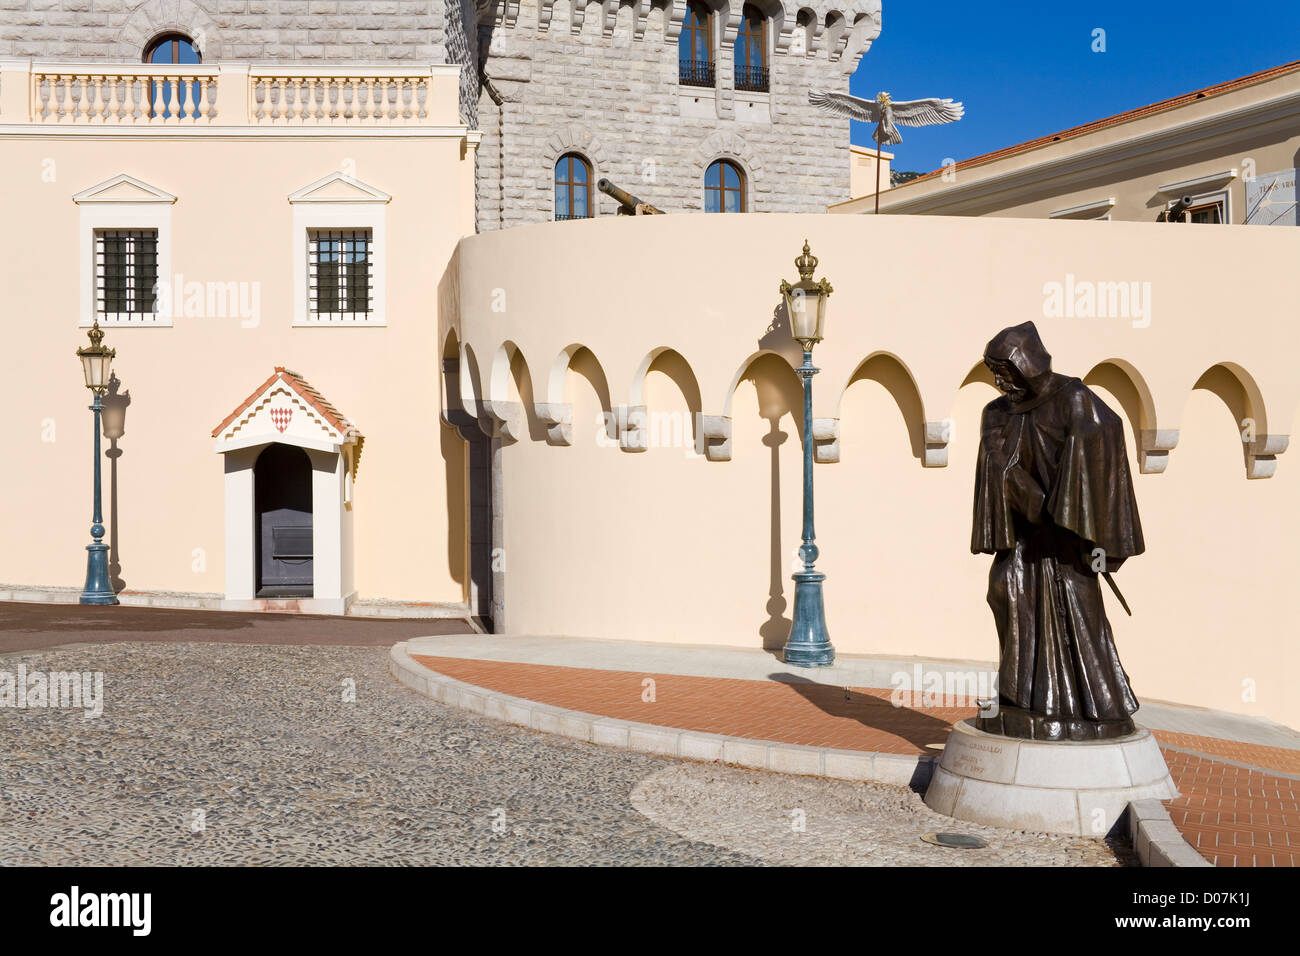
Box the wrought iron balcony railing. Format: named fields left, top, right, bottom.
left=679, top=59, right=716, bottom=89
left=734, top=64, right=770, bottom=93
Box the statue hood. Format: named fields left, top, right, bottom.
left=984, top=321, right=1054, bottom=396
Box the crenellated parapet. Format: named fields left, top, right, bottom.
left=443, top=214, right=1300, bottom=481
left=478, top=0, right=880, bottom=67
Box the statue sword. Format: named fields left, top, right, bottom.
left=1101, top=571, right=1132, bottom=616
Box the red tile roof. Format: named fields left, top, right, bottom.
left=212, top=367, right=359, bottom=439
left=898, top=59, right=1300, bottom=188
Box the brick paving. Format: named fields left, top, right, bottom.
left=415, top=655, right=970, bottom=753
left=414, top=654, right=1300, bottom=867
left=1152, top=729, right=1300, bottom=776
left=1160, top=749, right=1300, bottom=867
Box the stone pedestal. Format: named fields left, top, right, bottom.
left=924, top=719, right=1178, bottom=837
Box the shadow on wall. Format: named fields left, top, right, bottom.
left=645, top=348, right=702, bottom=448
left=756, top=300, right=807, bottom=369
left=441, top=327, right=495, bottom=629
left=847, top=354, right=926, bottom=461
left=509, top=347, right=549, bottom=442
left=742, top=353, right=803, bottom=651
left=1194, top=364, right=1254, bottom=473
left=569, top=346, right=614, bottom=441
left=100, top=373, right=131, bottom=593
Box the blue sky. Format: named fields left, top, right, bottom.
left=849, top=2, right=1300, bottom=174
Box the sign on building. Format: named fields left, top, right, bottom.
left=1245, top=168, right=1298, bottom=226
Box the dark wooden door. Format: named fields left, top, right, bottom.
left=255, top=443, right=313, bottom=596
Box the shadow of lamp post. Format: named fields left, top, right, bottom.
left=779, top=240, right=834, bottom=666
left=75, top=320, right=119, bottom=606
left=101, top=373, right=130, bottom=592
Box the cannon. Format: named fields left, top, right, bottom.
left=1161, top=195, right=1195, bottom=222
left=597, top=178, right=665, bottom=215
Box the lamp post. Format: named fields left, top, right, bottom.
left=76, top=320, right=119, bottom=606
left=779, top=240, right=834, bottom=666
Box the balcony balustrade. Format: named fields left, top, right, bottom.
left=0, top=61, right=461, bottom=127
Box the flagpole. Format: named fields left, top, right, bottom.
left=874, top=138, right=882, bottom=214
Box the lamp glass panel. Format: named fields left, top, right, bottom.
left=80, top=351, right=112, bottom=390
left=785, top=286, right=818, bottom=341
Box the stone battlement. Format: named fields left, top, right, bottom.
left=477, top=0, right=881, bottom=70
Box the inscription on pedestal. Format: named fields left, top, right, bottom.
left=939, top=724, right=1017, bottom=784
left=951, top=739, right=1004, bottom=778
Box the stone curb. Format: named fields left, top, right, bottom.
left=0, top=585, right=471, bottom=621
left=1126, top=798, right=1213, bottom=867
left=389, top=641, right=935, bottom=789
left=0, top=585, right=225, bottom=610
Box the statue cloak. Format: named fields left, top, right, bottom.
left=971, top=323, right=1144, bottom=737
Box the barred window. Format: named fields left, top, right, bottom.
left=95, top=229, right=159, bottom=321
left=309, top=229, right=373, bottom=321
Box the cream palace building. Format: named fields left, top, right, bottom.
left=1, top=4, right=1297, bottom=733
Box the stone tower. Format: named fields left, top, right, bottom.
left=471, top=0, right=881, bottom=229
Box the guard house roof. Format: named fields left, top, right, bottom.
left=212, top=367, right=358, bottom=439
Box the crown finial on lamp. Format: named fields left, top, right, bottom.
left=794, top=239, right=818, bottom=280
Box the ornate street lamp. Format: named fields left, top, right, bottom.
left=779, top=241, right=834, bottom=666
left=76, top=320, right=119, bottom=605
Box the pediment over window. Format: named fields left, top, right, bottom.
left=288, top=172, right=391, bottom=205
left=73, top=173, right=177, bottom=205
left=212, top=367, right=364, bottom=471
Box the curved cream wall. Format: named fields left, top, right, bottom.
left=449, top=213, right=1300, bottom=728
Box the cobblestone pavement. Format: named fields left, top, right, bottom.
left=632, top=762, right=1135, bottom=866
left=0, top=643, right=1134, bottom=866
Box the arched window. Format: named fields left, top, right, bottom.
left=554, top=153, right=593, bottom=221
left=143, top=33, right=202, bottom=119
left=144, top=33, right=201, bottom=65
left=734, top=5, right=768, bottom=92
left=704, top=160, right=745, bottom=213
left=679, top=2, right=714, bottom=88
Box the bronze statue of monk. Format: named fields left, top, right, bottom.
left=972, top=322, right=1144, bottom=741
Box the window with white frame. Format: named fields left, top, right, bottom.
left=1158, top=172, right=1236, bottom=225
left=1165, top=190, right=1230, bottom=224
left=289, top=172, right=389, bottom=327
left=308, top=229, right=373, bottom=321
left=1186, top=197, right=1226, bottom=224
left=95, top=229, right=159, bottom=321
left=74, top=174, right=175, bottom=328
